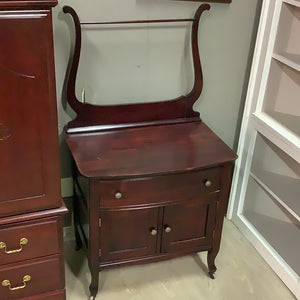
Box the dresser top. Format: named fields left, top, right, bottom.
left=66, top=121, right=237, bottom=179
left=0, top=0, right=57, bottom=9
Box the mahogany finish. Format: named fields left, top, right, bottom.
left=0, top=0, right=61, bottom=218
left=67, top=122, right=236, bottom=299
left=0, top=255, right=64, bottom=300
left=22, top=290, right=66, bottom=300
left=80, top=18, right=195, bottom=25
left=63, top=4, right=209, bottom=130
left=66, top=121, right=235, bottom=178
left=97, top=167, right=221, bottom=208
left=64, top=4, right=237, bottom=300
left=100, top=207, right=159, bottom=262
left=161, top=194, right=217, bottom=253
left=0, top=1, right=57, bottom=9
left=0, top=1, right=67, bottom=299
left=0, top=206, right=68, bottom=227
left=0, top=217, right=63, bottom=266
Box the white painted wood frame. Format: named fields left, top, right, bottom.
left=228, top=0, right=300, bottom=298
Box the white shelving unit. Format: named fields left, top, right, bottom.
left=229, top=0, right=300, bottom=298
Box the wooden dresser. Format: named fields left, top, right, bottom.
left=0, top=1, right=67, bottom=299
left=63, top=4, right=237, bottom=299
left=66, top=121, right=237, bottom=299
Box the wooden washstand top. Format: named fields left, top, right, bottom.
left=66, top=121, right=237, bottom=179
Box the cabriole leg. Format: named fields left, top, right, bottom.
left=89, top=269, right=99, bottom=300
left=207, top=249, right=218, bottom=279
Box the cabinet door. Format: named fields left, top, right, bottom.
left=161, top=194, right=217, bottom=254
left=0, top=10, right=61, bottom=217
left=100, top=207, right=159, bottom=263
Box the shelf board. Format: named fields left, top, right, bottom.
left=268, top=111, right=300, bottom=136
left=250, top=171, right=300, bottom=222
left=244, top=211, right=300, bottom=276
left=283, top=0, right=300, bottom=8
left=273, top=53, right=300, bottom=72
left=252, top=112, right=300, bottom=163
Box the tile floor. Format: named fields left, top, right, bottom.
left=64, top=219, right=295, bottom=300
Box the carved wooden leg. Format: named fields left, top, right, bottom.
left=207, top=164, right=233, bottom=279
left=207, top=249, right=218, bottom=279
left=89, top=269, right=99, bottom=300
left=88, top=181, right=101, bottom=299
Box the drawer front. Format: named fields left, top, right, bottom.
left=21, top=289, right=65, bottom=300
left=0, top=218, right=62, bottom=266
left=99, top=167, right=221, bottom=208
left=0, top=255, right=64, bottom=300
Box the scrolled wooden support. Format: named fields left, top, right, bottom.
left=187, top=4, right=210, bottom=104
left=63, top=5, right=83, bottom=113
left=63, top=4, right=210, bottom=131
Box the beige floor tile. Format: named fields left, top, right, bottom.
left=65, top=219, right=295, bottom=300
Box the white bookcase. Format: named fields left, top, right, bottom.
left=229, top=0, right=300, bottom=298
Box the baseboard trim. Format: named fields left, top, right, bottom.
left=63, top=226, right=74, bottom=241
left=61, top=177, right=74, bottom=198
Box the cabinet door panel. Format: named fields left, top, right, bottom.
left=161, top=194, right=218, bottom=253
left=100, top=207, right=159, bottom=262
left=0, top=11, right=61, bottom=217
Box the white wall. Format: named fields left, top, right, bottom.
left=52, top=0, right=262, bottom=179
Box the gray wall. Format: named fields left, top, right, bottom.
left=52, top=0, right=262, bottom=179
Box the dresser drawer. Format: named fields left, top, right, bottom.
left=98, top=167, right=221, bottom=208
left=0, top=217, right=62, bottom=266
left=21, top=289, right=65, bottom=300
left=0, top=255, right=64, bottom=300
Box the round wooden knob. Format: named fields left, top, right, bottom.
left=0, top=124, right=11, bottom=141
left=150, top=229, right=157, bottom=236
left=115, top=192, right=122, bottom=199
left=165, top=226, right=172, bottom=233
left=204, top=180, right=212, bottom=187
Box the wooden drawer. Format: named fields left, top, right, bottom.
left=0, top=255, right=64, bottom=300
left=0, top=217, right=62, bottom=266
left=21, top=289, right=65, bottom=300
left=98, top=167, right=221, bottom=208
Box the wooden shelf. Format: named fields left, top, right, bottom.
left=283, top=0, right=300, bottom=8
left=252, top=112, right=300, bottom=163
left=245, top=211, right=300, bottom=276
left=274, top=2, right=300, bottom=57
left=243, top=176, right=300, bottom=276
left=250, top=171, right=300, bottom=222
left=249, top=132, right=300, bottom=221
left=267, top=111, right=300, bottom=136
left=260, top=59, right=300, bottom=145
left=273, top=53, right=300, bottom=72
left=249, top=132, right=300, bottom=222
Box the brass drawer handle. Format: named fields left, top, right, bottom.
left=115, top=192, right=122, bottom=199
left=204, top=180, right=212, bottom=187
left=2, top=275, right=31, bottom=291
left=0, top=238, right=28, bottom=254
